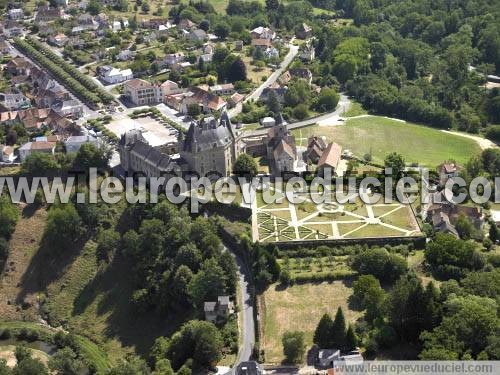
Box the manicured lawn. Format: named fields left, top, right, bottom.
left=292, top=116, right=481, bottom=167
left=261, top=282, right=362, bottom=364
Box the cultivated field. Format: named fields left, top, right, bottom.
left=293, top=115, right=482, bottom=167
left=260, top=281, right=362, bottom=364
left=254, top=187, right=421, bottom=243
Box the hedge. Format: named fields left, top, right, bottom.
left=289, top=269, right=356, bottom=284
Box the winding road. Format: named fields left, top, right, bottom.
left=242, top=93, right=351, bottom=138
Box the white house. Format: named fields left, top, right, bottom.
left=52, top=99, right=84, bottom=118
left=8, top=9, right=24, bottom=20
left=260, top=117, right=276, bottom=127
left=0, top=145, right=15, bottom=163
left=65, top=135, right=99, bottom=154
left=99, top=66, right=133, bottom=84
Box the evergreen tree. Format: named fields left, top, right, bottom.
left=344, top=325, right=358, bottom=352
left=313, top=313, right=334, bottom=348
left=331, top=307, right=346, bottom=348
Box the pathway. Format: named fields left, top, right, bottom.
left=441, top=130, right=497, bottom=150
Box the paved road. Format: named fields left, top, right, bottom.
left=6, top=39, right=100, bottom=121
left=229, top=42, right=299, bottom=118
left=242, top=93, right=351, bottom=138
left=224, top=245, right=255, bottom=365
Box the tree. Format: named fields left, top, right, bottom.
left=267, top=89, right=281, bottom=114
left=352, top=248, right=407, bottom=283
left=5, top=129, right=17, bottom=146
left=490, top=223, right=499, bottom=243
left=384, top=152, right=405, bottom=177
left=141, top=1, right=150, bottom=13
left=106, top=357, right=150, bottom=375
left=344, top=325, right=358, bottom=352
left=233, top=154, right=258, bottom=176
left=265, top=0, right=280, bottom=11
left=293, top=104, right=309, bottom=120
left=455, top=214, right=476, bottom=240
left=425, top=233, right=484, bottom=279
left=48, top=347, right=86, bottom=375
left=86, top=0, right=101, bottom=15
left=167, top=320, right=223, bottom=368
left=0, top=359, right=10, bottom=375
left=188, top=258, right=227, bottom=307
left=43, top=204, right=83, bottom=251
left=0, top=197, right=19, bottom=239
left=282, top=331, right=305, bottom=364
left=227, top=57, right=246, bottom=82
left=153, top=359, right=174, bottom=375
left=0, top=238, right=8, bottom=272
left=317, top=88, right=340, bottom=111
left=187, top=104, right=200, bottom=117
left=420, top=295, right=498, bottom=358
left=21, top=153, right=60, bottom=175
left=331, top=307, right=346, bottom=348
left=214, top=23, right=230, bottom=40
left=13, top=357, right=48, bottom=375
left=313, top=314, right=334, bottom=348
left=96, top=228, right=120, bottom=261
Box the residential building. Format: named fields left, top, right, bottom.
left=52, top=99, right=84, bottom=118
left=252, top=38, right=272, bottom=51
left=177, top=18, right=195, bottom=31
left=304, top=136, right=327, bottom=164
left=280, top=68, right=313, bottom=85
left=427, top=202, right=484, bottom=236
left=0, top=145, right=15, bottom=163
left=48, top=33, right=69, bottom=47
left=116, top=49, right=135, bottom=61
left=6, top=57, right=33, bottom=76
left=264, top=46, right=279, bottom=59
left=296, top=23, right=312, bottom=39
left=179, top=86, right=226, bottom=114
left=123, top=78, right=181, bottom=106
left=8, top=9, right=24, bottom=20
left=35, top=6, right=64, bottom=23
left=187, top=29, right=207, bottom=42
left=228, top=92, right=244, bottom=108
left=0, top=40, right=11, bottom=55
left=251, top=26, right=276, bottom=40
left=98, top=66, right=133, bottom=84
left=2, top=20, right=23, bottom=37
left=203, top=296, right=233, bottom=323
left=65, top=135, right=99, bottom=153
left=318, top=349, right=340, bottom=368
left=163, top=52, right=184, bottom=67
left=437, top=161, right=459, bottom=185
left=317, top=142, right=342, bottom=176
left=19, top=141, right=56, bottom=162
left=209, top=83, right=235, bottom=96
left=0, top=92, right=31, bottom=111
left=266, top=114, right=297, bottom=174
left=235, top=362, right=263, bottom=375
left=300, top=44, right=315, bottom=62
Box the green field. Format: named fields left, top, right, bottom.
left=293, top=116, right=482, bottom=167
left=261, top=282, right=362, bottom=364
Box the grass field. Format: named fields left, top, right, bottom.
left=261, top=281, right=362, bottom=364
left=292, top=116, right=481, bottom=167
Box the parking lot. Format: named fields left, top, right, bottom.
left=105, top=113, right=178, bottom=147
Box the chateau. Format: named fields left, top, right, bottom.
left=119, top=112, right=244, bottom=178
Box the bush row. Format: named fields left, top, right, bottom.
left=289, top=269, right=356, bottom=284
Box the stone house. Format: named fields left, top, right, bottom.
left=296, top=23, right=312, bottom=39
left=204, top=296, right=233, bottom=323
left=19, top=141, right=56, bottom=162
left=437, top=161, right=459, bottom=185
left=266, top=114, right=297, bottom=174
left=317, top=142, right=342, bottom=176
left=304, top=136, right=327, bottom=164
